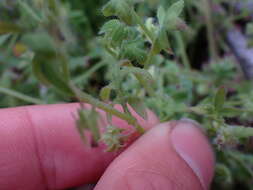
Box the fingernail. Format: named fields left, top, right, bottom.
left=171, top=121, right=214, bottom=190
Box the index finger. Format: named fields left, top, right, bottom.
left=0, top=103, right=158, bottom=190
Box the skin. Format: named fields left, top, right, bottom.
left=0, top=103, right=214, bottom=190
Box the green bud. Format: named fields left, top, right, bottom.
left=100, top=85, right=112, bottom=102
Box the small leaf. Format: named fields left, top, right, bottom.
left=102, top=1, right=116, bottom=17
left=166, top=0, right=184, bottom=20
left=32, top=55, right=73, bottom=95
left=221, top=107, right=242, bottom=117
left=100, top=85, right=112, bottom=101
left=126, top=0, right=143, bottom=5
left=76, top=108, right=101, bottom=144
left=102, top=0, right=135, bottom=25
left=121, top=67, right=154, bottom=84
left=157, top=6, right=166, bottom=25
left=18, top=0, right=42, bottom=23
left=76, top=109, right=88, bottom=143
left=99, top=19, right=122, bottom=35
left=246, top=23, right=253, bottom=36
left=214, top=87, right=226, bottom=111
left=225, top=126, right=253, bottom=139
left=120, top=39, right=147, bottom=63
left=88, top=109, right=101, bottom=143
left=153, top=28, right=171, bottom=54
left=22, top=32, right=55, bottom=54
left=100, top=19, right=129, bottom=47
left=0, top=34, right=11, bottom=46
left=101, top=125, right=125, bottom=152
left=164, top=0, right=184, bottom=30
left=0, top=22, right=21, bottom=35
left=111, top=23, right=128, bottom=47
left=127, top=96, right=147, bottom=120
left=215, top=164, right=232, bottom=184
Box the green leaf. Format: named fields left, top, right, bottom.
left=215, top=164, right=232, bottom=184
left=100, top=85, right=112, bottom=101
left=0, top=34, right=11, bottom=46
left=76, top=109, right=88, bottom=143
left=32, top=55, right=73, bottom=95
left=225, top=126, right=253, bottom=139
left=18, top=0, right=42, bottom=23
left=120, top=39, right=147, bottom=63
left=153, top=28, right=170, bottom=53
left=76, top=108, right=101, bottom=143
left=125, top=0, right=143, bottom=5
left=127, top=96, right=147, bottom=120
left=102, top=0, right=135, bottom=25
left=0, top=22, right=22, bottom=35
left=121, top=67, right=154, bottom=83
left=99, top=19, right=122, bottom=35
left=111, top=23, right=128, bottom=47
left=246, top=23, right=253, bottom=36
left=102, top=1, right=116, bottom=17
left=101, top=125, right=124, bottom=152
left=166, top=0, right=184, bottom=20
left=164, top=0, right=184, bottom=30
left=100, top=19, right=129, bottom=48
left=221, top=107, right=242, bottom=117
left=22, top=32, right=55, bottom=54
left=157, top=6, right=166, bottom=25
left=214, top=87, right=226, bottom=111
left=88, top=109, right=101, bottom=143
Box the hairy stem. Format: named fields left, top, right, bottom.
left=70, top=83, right=145, bottom=134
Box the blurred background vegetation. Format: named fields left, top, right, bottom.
left=0, top=0, right=253, bottom=189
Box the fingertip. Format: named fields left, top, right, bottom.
left=95, top=120, right=215, bottom=190
left=171, top=121, right=215, bottom=189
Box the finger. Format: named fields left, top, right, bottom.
left=95, top=121, right=215, bottom=190
left=0, top=103, right=159, bottom=190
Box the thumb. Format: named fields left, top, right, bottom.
left=95, top=120, right=215, bottom=190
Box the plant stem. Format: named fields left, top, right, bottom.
left=202, top=0, right=218, bottom=62
left=59, top=50, right=70, bottom=81
left=74, top=61, right=108, bottom=84
left=175, top=32, right=190, bottom=69
left=0, top=86, right=45, bottom=105
left=70, top=83, right=145, bottom=134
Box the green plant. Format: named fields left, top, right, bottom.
left=0, top=0, right=253, bottom=189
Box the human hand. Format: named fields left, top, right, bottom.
left=0, top=103, right=214, bottom=190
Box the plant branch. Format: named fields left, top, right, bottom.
left=0, top=86, right=45, bottom=105
left=69, top=83, right=145, bottom=134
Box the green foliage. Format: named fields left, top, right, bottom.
left=0, top=0, right=253, bottom=189
left=101, top=125, right=125, bottom=152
